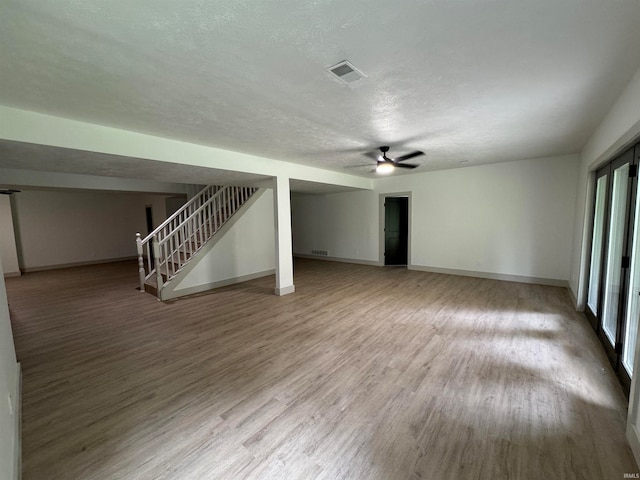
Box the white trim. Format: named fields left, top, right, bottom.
left=293, top=253, right=382, bottom=267
left=275, top=284, right=295, bottom=296
left=161, top=269, right=275, bottom=300
left=22, top=256, right=137, bottom=273
left=408, top=264, right=569, bottom=287
left=3, top=272, right=20, bottom=278
left=293, top=255, right=568, bottom=287
left=574, top=170, right=596, bottom=311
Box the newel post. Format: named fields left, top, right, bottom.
left=153, top=235, right=163, bottom=299
left=136, top=233, right=145, bottom=292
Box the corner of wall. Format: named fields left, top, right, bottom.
left=567, top=285, right=581, bottom=312
left=0, top=263, right=20, bottom=480
left=13, top=363, right=21, bottom=480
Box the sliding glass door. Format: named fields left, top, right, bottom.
left=587, top=144, right=639, bottom=393
left=587, top=173, right=609, bottom=321
left=601, top=159, right=631, bottom=355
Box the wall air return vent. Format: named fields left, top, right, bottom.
left=326, top=60, right=367, bottom=87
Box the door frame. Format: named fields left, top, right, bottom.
left=379, top=192, right=412, bottom=267
left=585, top=165, right=613, bottom=331
left=585, top=144, right=640, bottom=396
left=598, top=150, right=636, bottom=370
left=619, top=144, right=640, bottom=391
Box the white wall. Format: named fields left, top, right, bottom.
left=292, top=154, right=579, bottom=283
left=571, top=68, right=640, bottom=305
left=12, top=190, right=170, bottom=270
left=379, top=155, right=579, bottom=282
left=0, top=259, right=19, bottom=480
left=570, top=67, right=640, bottom=467
left=292, top=190, right=379, bottom=262
left=0, top=196, right=20, bottom=276
left=167, top=189, right=275, bottom=297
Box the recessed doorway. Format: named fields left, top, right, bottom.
left=383, top=195, right=409, bottom=266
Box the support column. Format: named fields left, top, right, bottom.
left=273, top=175, right=295, bottom=296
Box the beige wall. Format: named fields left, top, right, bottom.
left=292, top=189, right=379, bottom=262
left=12, top=190, right=171, bottom=270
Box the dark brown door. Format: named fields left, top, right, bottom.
left=385, top=197, right=408, bottom=266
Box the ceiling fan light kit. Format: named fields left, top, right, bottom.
left=369, top=146, right=424, bottom=175
left=376, top=162, right=395, bottom=174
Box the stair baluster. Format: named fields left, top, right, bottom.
left=136, top=185, right=258, bottom=299
left=136, top=233, right=145, bottom=292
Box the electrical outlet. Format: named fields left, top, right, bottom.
left=8, top=393, right=14, bottom=416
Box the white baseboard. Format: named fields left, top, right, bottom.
left=408, top=264, right=569, bottom=288
left=294, top=253, right=382, bottom=267
left=162, top=269, right=276, bottom=300
left=22, top=256, right=137, bottom=273
left=3, top=272, right=21, bottom=278
left=275, top=285, right=295, bottom=296
left=294, top=255, right=569, bottom=288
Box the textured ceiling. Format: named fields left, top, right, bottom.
left=1, top=0, right=640, bottom=177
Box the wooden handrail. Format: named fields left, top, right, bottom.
left=157, top=187, right=229, bottom=246
left=141, top=185, right=220, bottom=244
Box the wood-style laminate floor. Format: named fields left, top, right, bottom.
left=6, top=259, right=639, bottom=480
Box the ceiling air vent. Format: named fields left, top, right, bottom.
left=326, top=60, right=367, bottom=87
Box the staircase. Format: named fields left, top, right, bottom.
left=136, top=185, right=258, bottom=299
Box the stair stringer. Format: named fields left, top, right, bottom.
left=159, top=188, right=275, bottom=300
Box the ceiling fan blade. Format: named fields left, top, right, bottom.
left=394, top=151, right=424, bottom=162
left=364, top=151, right=382, bottom=161
left=394, top=163, right=418, bottom=169
left=344, top=163, right=376, bottom=168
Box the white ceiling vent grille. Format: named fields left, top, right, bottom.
left=326, top=60, right=367, bottom=87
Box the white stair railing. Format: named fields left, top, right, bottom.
left=136, top=185, right=258, bottom=298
